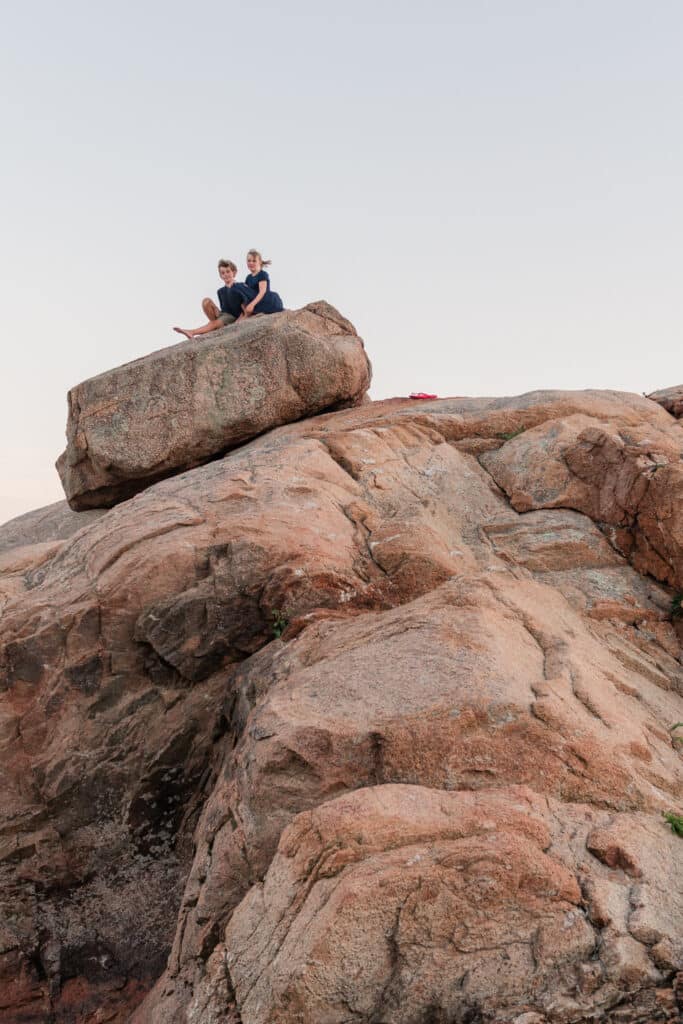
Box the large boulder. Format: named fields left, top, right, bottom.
left=2, top=388, right=683, bottom=1023
left=56, top=302, right=371, bottom=510
left=648, top=385, right=683, bottom=418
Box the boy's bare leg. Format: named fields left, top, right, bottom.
left=202, top=297, right=221, bottom=321
left=173, top=297, right=225, bottom=339
left=173, top=318, right=225, bottom=340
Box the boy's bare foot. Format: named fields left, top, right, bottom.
left=173, top=327, right=194, bottom=340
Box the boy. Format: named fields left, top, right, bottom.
left=173, top=260, right=255, bottom=340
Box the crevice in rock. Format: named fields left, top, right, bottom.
left=368, top=895, right=406, bottom=1024
left=568, top=667, right=609, bottom=726
left=337, top=502, right=391, bottom=585
left=318, top=436, right=362, bottom=482
left=370, top=731, right=385, bottom=784
left=221, top=950, right=244, bottom=1024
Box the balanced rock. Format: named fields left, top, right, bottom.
left=2, top=388, right=683, bottom=1023
left=648, top=385, right=683, bottom=419
left=56, top=302, right=371, bottom=510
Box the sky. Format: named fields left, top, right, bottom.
left=1, top=0, right=682, bottom=526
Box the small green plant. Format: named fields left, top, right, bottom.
left=271, top=609, right=289, bottom=639
left=496, top=427, right=526, bottom=442
left=663, top=810, right=683, bottom=837
left=671, top=723, right=683, bottom=747
left=671, top=593, right=683, bottom=619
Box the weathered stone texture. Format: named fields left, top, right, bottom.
left=0, top=500, right=105, bottom=554
left=648, top=384, right=683, bottom=419
left=1, top=388, right=682, bottom=1023
left=56, top=302, right=372, bottom=510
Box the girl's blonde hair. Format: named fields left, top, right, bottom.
left=217, top=259, right=238, bottom=273
left=247, top=249, right=272, bottom=267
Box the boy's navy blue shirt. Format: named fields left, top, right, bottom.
left=218, top=282, right=254, bottom=318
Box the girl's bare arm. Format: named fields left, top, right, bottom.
left=244, top=281, right=267, bottom=314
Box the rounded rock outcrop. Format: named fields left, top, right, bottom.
left=56, top=302, right=372, bottom=510
left=2, top=387, right=682, bottom=1023
left=648, top=384, right=683, bottom=419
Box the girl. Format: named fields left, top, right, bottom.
left=241, top=250, right=284, bottom=317
left=173, top=259, right=255, bottom=340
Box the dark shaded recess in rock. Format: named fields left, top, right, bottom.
left=59, top=938, right=118, bottom=984
left=2, top=626, right=66, bottom=690
left=86, top=675, right=127, bottom=717
left=65, top=655, right=104, bottom=695
left=127, top=724, right=212, bottom=854
left=135, top=586, right=269, bottom=683
left=44, top=766, right=130, bottom=836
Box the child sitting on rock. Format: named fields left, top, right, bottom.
left=173, top=259, right=255, bottom=340
left=240, top=249, right=284, bottom=317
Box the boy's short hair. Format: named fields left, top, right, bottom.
left=217, top=259, right=238, bottom=273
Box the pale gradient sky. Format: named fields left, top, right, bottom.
left=1, top=1, right=681, bottom=526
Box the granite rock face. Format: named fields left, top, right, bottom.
left=0, top=500, right=105, bottom=555
left=56, top=302, right=372, bottom=510
left=648, top=385, right=683, bottom=419
left=2, top=389, right=683, bottom=1023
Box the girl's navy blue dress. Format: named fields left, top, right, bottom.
left=245, top=270, right=284, bottom=314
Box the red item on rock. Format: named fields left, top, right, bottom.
left=409, top=392, right=438, bottom=400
